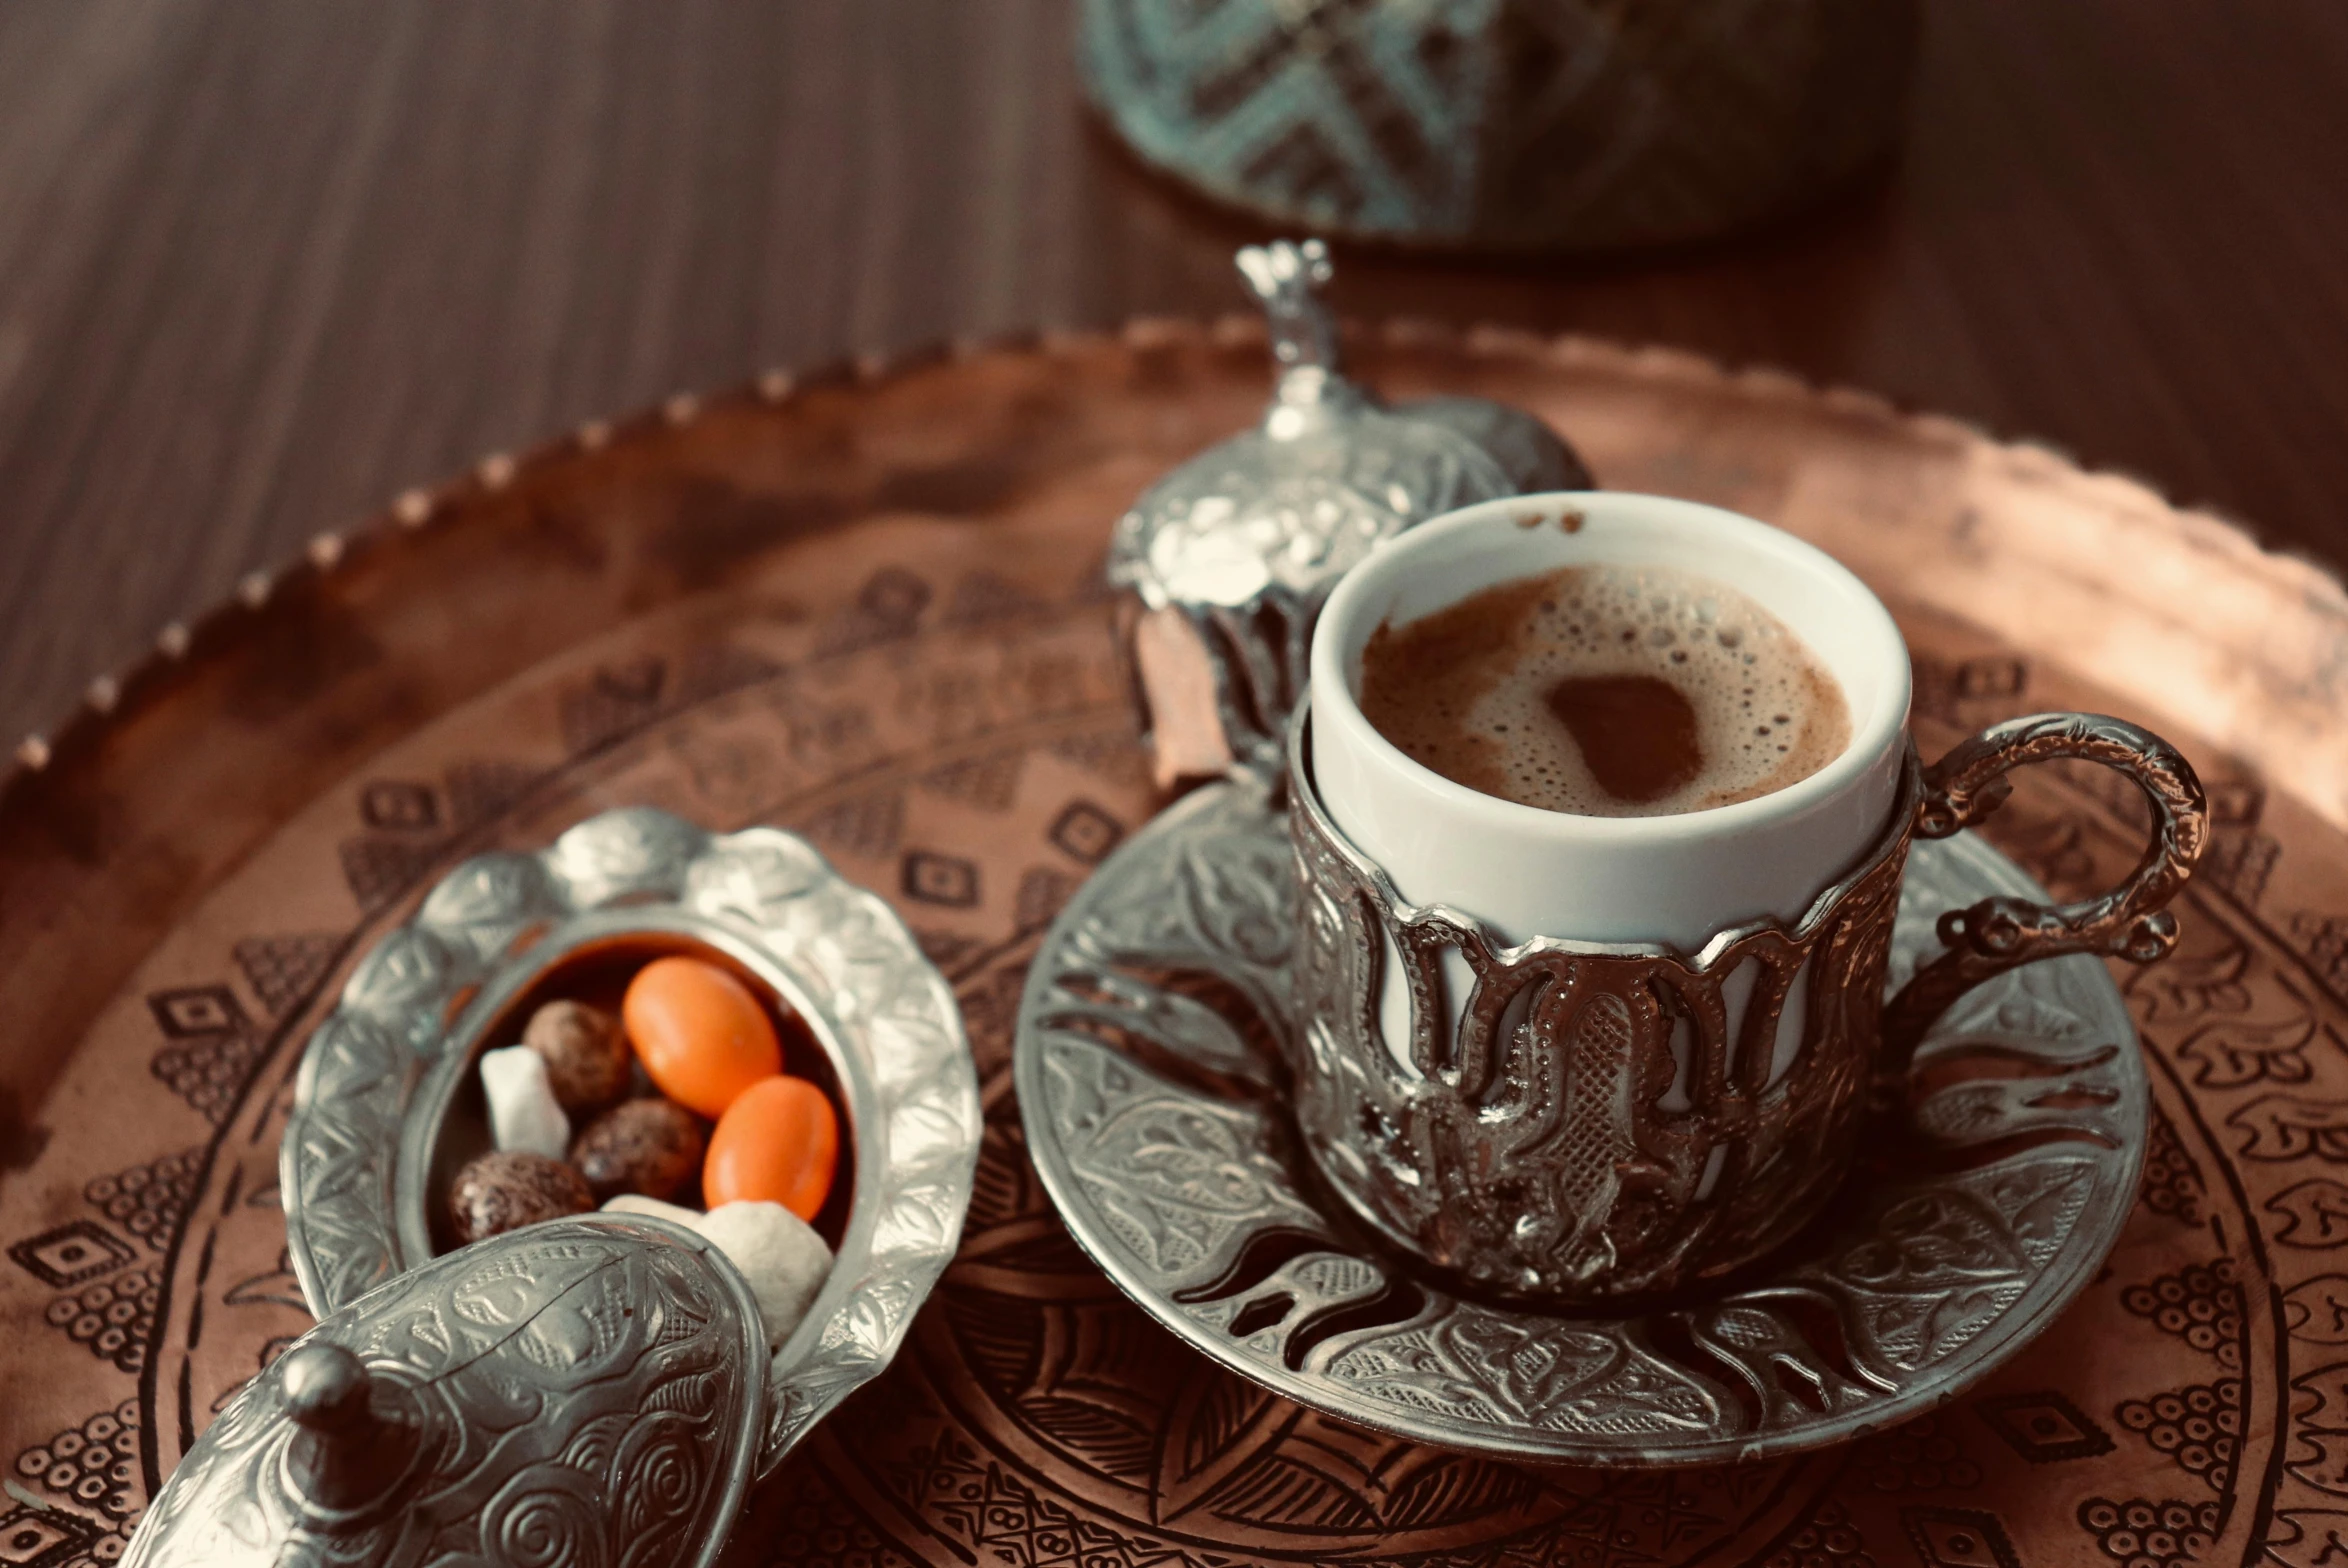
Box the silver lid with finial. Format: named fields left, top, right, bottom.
left=1109, top=239, right=1590, bottom=783
left=122, top=1214, right=766, bottom=1568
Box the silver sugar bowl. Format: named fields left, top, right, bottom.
left=172, top=808, right=986, bottom=1566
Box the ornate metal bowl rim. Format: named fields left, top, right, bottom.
left=1012, top=772, right=2148, bottom=1466
left=281, top=806, right=983, bottom=1476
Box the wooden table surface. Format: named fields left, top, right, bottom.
left=2, top=0, right=2342, bottom=750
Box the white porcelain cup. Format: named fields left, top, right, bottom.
left=1310, top=491, right=1911, bottom=949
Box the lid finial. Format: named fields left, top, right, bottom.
left=277, top=1341, right=419, bottom=1516
left=1235, top=239, right=1341, bottom=385
left=280, top=1342, right=370, bottom=1431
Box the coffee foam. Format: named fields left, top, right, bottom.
left=1357, top=563, right=1851, bottom=818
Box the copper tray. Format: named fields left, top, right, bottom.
left=3, top=323, right=2343, bottom=1568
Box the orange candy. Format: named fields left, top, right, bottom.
left=622, top=956, right=782, bottom=1118
left=704, top=1076, right=838, bottom=1220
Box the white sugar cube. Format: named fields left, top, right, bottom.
left=598, top=1194, right=835, bottom=1352
left=602, top=1194, right=701, bottom=1226
left=696, top=1202, right=835, bottom=1352
left=479, top=1045, right=571, bottom=1160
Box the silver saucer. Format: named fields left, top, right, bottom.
left=1013, top=774, right=2146, bottom=1467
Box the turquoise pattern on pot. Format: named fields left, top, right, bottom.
left=1078, top=0, right=1917, bottom=253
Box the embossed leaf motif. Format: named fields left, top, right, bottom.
left=1107, top=1103, right=1273, bottom=1215
left=1841, top=1190, right=2028, bottom=1288
left=2292, top=1430, right=2348, bottom=1500
left=1055, top=1045, right=1290, bottom=1237
left=2181, top=1012, right=2319, bottom=1088
left=2232, top=1095, right=2348, bottom=1162
left=551, top=808, right=707, bottom=897
left=2271, top=1180, right=2348, bottom=1248
left=2287, top=1275, right=2348, bottom=1343
left=826, top=1279, right=915, bottom=1355
left=2130, top=929, right=2256, bottom=1023
left=1903, top=1286, right=2012, bottom=1368
left=684, top=832, right=828, bottom=914
left=1998, top=1160, right=2095, bottom=1258
left=452, top=1256, right=594, bottom=1339
left=1182, top=840, right=1293, bottom=973
left=418, top=851, right=560, bottom=935
left=1097, top=1196, right=1222, bottom=1278
left=2268, top=1511, right=2348, bottom=1568
left=1068, top=815, right=1294, bottom=993
left=1430, top=1315, right=1619, bottom=1423
left=1938, top=986, right=2098, bottom=1048
left=2294, top=1359, right=2348, bottom=1432
left=1046, top=967, right=1272, bottom=1087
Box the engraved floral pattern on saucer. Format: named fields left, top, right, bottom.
left=1013, top=774, right=2145, bottom=1467
left=281, top=806, right=982, bottom=1477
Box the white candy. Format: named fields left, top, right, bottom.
left=696, top=1202, right=835, bottom=1351
left=602, top=1194, right=700, bottom=1226
left=598, top=1195, right=834, bottom=1351
left=479, top=1046, right=570, bottom=1159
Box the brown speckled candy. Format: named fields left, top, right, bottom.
left=570, top=1097, right=708, bottom=1203
left=448, top=1150, right=595, bottom=1243
left=522, top=999, right=631, bottom=1112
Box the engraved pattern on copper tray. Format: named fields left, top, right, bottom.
left=1, top=325, right=2343, bottom=1565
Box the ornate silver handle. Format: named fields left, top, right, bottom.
left=1882, top=712, right=2209, bottom=1063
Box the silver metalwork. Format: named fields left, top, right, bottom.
left=1013, top=769, right=2157, bottom=1466
left=1290, top=745, right=1917, bottom=1306
left=282, top=807, right=982, bottom=1480
left=1886, top=710, right=2211, bottom=1054
left=1108, top=240, right=1588, bottom=775
left=126, top=1214, right=766, bottom=1567
left=1286, top=709, right=2203, bottom=1308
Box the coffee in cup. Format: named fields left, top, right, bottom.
left=1356, top=562, right=1850, bottom=818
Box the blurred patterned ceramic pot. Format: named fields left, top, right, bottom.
left=1079, top=0, right=1917, bottom=252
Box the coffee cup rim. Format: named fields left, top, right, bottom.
left=1309, top=490, right=1913, bottom=843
